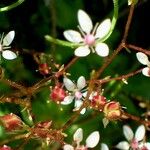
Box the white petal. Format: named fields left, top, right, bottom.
left=80, top=108, right=86, bottom=114
left=63, top=144, right=74, bottom=150
left=74, top=100, right=83, bottom=110
left=142, top=67, right=150, bottom=77
left=95, top=19, right=111, bottom=39
left=2, top=50, right=17, bottom=60
left=101, top=143, right=109, bottom=150
left=128, top=0, right=132, bottom=5
left=86, top=131, right=100, bottom=148
left=116, top=141, right=130, bottom=150
left=145, top=143, right=150, bottom=149
left=136, top=52, right=149, bottom=65
left=63, top=30, right=83, bottom=43
left=78, top=9, right=93, bottom=34
left=74, top=46, right=90, bottom=57
left=95, top=43, right=109, bottom=57
left=3, top=31, right=15, bottom=46
left=135, top=125, right=145, bottom=141
left=61, top=96, right=74, bottom=105
left=123, top=125, right=134, bottom=141
left=77, top=76, right=86, bottom=90
left=73, top=128, right=83, bottom=142
left=63, top=78, right=76, bottom=91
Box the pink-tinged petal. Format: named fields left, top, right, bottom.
left=73, top=128, right=83, bottom=142
left=77, top=10, right=93, bottom=34
left=101, top=143, right=109, bottom=150
left=123, top=125, right=134, bottom=141
left=142, top=67, right=150, bottom=77
left=77, top=76, right=86, bottom=90
left=136, top=52, right=149, bottom=65
left=63, top=78, right=76, bottom=91
left=135, top=125, right=145, bottom=141
left=63, top=144, right=74, bottom=150
left=95, top=43, right=109, bottom=57
left=61, top=96, right=74, bottom=105
left=3, top=31, right=15, bottom=46
left=2, top=50, right=17, bottom=60
left=116, top=141, right=130, bottom=150
left=86, top=131, right=100, bottom=148
left=95, top=19, right=111, bottom=39
left=74, top=46, right=90, bottom=57
left=63, top=30, right=83, bottom=43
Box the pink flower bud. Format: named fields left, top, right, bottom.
left=39, top=63, right=50, bottom=75
left=36, top=121, right=52, bottom=129
left=50, top=86, right=66, bottom=102
left=103, top=101, right=121, bottom=120
left=0, top=113, right=22, bottom=131
left=0, top=145, right=12, bottom=150
left=91, top=94, right=107, bottom=110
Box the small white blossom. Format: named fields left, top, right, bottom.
left=136, top=52, right=150, bottom=77
left=63, top=9, right=111, bottom=57
left=61, top=76, right=87, bottom=114
left=63, top=128, right=100, bottom=150
left=0, top=31, right=17, bottom=60
left=116, top=125, right=146, bottom=150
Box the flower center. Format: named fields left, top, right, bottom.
left=75, top=91, right=82, bottom=99
left=130, top=138, right=139, bottom=149
left=84, top=34, right=95, bottom=46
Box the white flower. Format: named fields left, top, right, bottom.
left=116, top=125, right=146, bottom=150
left=61, top=76, right=87, bottom=114
left=136, top=52, right=150, bottom=77
left=63, top=9, right=111, bottom=57
left=63, top=128, right=100, bottom=150
left=0, top=31, right=17, bottom=60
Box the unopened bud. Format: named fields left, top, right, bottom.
left=0, top=145, right=12, bottom=150
left=103, top=101, right=121, bottom=120
left=39, top=63, right=50, bottom=75
left=0, top=113, right=22, bottom=131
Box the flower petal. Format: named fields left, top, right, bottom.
left=77, top=76, right=86, bottom=90
left=123, top=125, right=134, bottom=141
left=2, top=50, right=17, bottom=60
left=63, top=78, right=76, bottom=91
left=74, top=46, right=90, bottom=57
left=116, top=141, right=130, bottom=150
left=142, top=67, right=150, bottom=77
left=61, top=96, right=74, bottom=105
left=74, top=100, right=83, bottom=110
left=95, top=43, right=109, bottom=57
left=80, top=108, right=86, bottom=114
left=101, top=143, right=109, bottom=150
left=86, top=131, right=100, bottom=148
left=95, top=19, right=111, bottom=39
left=136, top=52, right=149, bottom=65
left=73, top=128, right=83, bottom=142
left=63, top=30, right=83, bottom=43
left=78, top=9, right=93, bottom=34
left=135, top=125, right=145, bottom=141
left=63, top=144, right=74, bottom=150
left=3, top=31, right=15, bottom=46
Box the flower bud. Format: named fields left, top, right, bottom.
left=50, top=86, right=66, bottom=102
left=0, top=113, right=22, bottom=131
left=103, top=101, right=121, bottom=120
left=91, top=94, right=107, bottom=110
left=0, top=145, right=12, bottom=150
left=39, top=63, right=50, bottom=75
